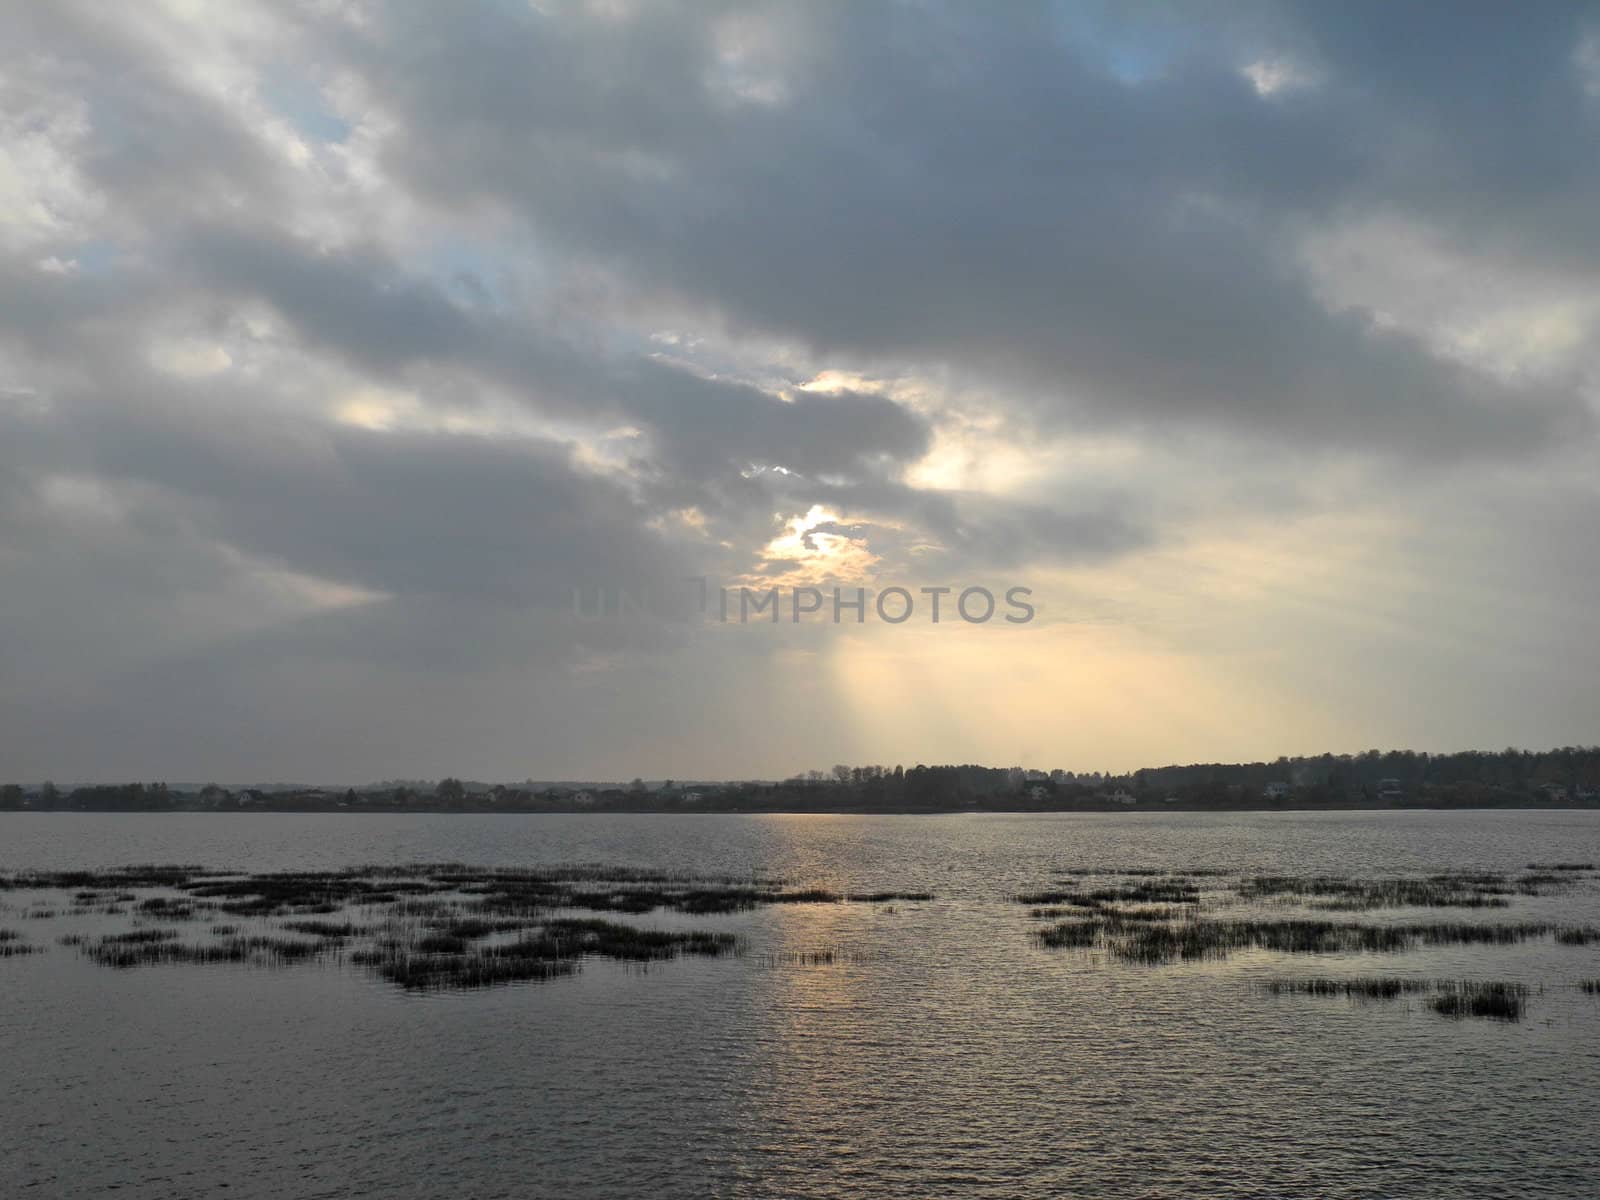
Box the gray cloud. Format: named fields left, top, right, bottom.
left=337, top=0, right=1599, bottom=459
left=1, top=0, right=1597, bottom=780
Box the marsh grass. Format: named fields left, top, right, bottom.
left=0, top=866, right=210, bottom=891
left=1025, top=866, right=1586, bottom=915
left=1015, top=890, right=1081, bottom=905
left=1017, top=868, right=1544, bottom=915
left=1028, top=904, right=1100, bottom=919
left=1238, top=875, right=1515, bottom=909
left=3, top=862, right=919, bottom=928
left=541, top=917, right=740, bottom=960
left=0, top=928, right=39, bottom=957
left=352, top=917, right=739, bottom=990
left=762, top=949, right=837, bottom=965
left=424, top=916, right=529, bottom=940
left=1036, top=914, right=1588, bottom=964
left=1037, top=919, right=1105, bottom=949
left=1261, top=977, right=1437, bottom=1000
left=359, top=943, right=580, bottom=990
left=22, top=861, right=913, bottom=990
left=1018, top=879, right=1203, bottom=907
left=280, top=920, right=368, bottom=939
left=1105, top=904, right=1196, bottom=922
left=85, top=932, right=331, bottom=969
left=1555, top=927, right=1600, bottom=945
left=1430, top=982, right=1528, bottom=1020
left=136, top=897, right=210, bottom=920
left=100, top=928, right=180, bottom=944
left=1527, top=863, right=1595, bottom=871
left=1263, top=977, right=1532, bottom=1020
left=1082, top=882, right=1202, bottom=905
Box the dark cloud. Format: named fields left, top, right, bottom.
left=341, top=0, right=1597, bottom=458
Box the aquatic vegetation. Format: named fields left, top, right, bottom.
left=136, top=897, right=209, bottom=920
left=763, top=949, right=837, bottom=966
left=189, top=872, right=424, bottom=917
left=1514, top=872, right=1574, bottom=895
left=1261, top=976, right=1437, bottom=1000
left=1580, top=980, right=1600, bottom=994
left=1430, top=982, right=1528, bottom=1021
left=1015, top=890, right=1082, bottom=906
left=358, top=942, right=580, bottom=990
left=541, top=917, right=738, bottom=960
left=1036, top=914, right=1583, bottom=964
left=1081, top=881, right=1202, bottom=905
left=280, top=920, right=368, bottom=939
left=1028, top=905, right=1099, bottom=920
left=86, top=932, right=330, bottom=969
left=12, top=855, right=1598, bottom=1008
left=2, top=862, right=925, bottom=928
left=75, top=902, right=742, bottom=985
left=351, top=917, right=738, bottom=990
left=423, top=916, right=528, bottom=940
left=1037, top=919, right=1106, bottom=949
left=1263, top=977, right=1532, bottom=1020
left=1527, top=863, right=1594, bottom=871
left=14, top=862, right=769, bottom=991
left=1237, top=874, right=1515, bottom=909
left=0, top=865, right=212, bottom=891
left=414, top=932, right=471, bottom=954
left=100, top=928, right=181, bottom=945
left=1106, top=904, right=1195, bottom=922
left=0, top=928, right=39, bottom=957
left=1017, top=868, right=1548, bottom=914
left=1554, top=927, right=1600, bottom=945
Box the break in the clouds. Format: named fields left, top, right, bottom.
left=1, top=0, right=1597, bottom=782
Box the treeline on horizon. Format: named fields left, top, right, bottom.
left=4, top=746, right=1600, bottom=813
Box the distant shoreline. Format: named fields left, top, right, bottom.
left=8, top=802, right=1600, bottom=816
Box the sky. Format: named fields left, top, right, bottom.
left=1, top=0, right=1598, bottom=784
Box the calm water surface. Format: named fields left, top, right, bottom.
left=3, top=810, right=1600, bottom=1199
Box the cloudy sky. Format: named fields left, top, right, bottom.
left=2, top=0, right=1597, bottom=784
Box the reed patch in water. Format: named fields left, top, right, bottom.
left=281, top=920, right=368, bottom=939
left=352, top=917, right=739, bottom=990
left=0, top=928, right=40, bottom=957
left=1527, top=862, right=1594, bottom=871
left=1238, top=875, right=1515, bottom=909
left=84, top=930, right=330, bottom=969
left=1035, top=914, right=1589, bottom=964
left=1430, top=982, right=1528, bottom=1020
left=1262, top=977, right=1532, bottom=1020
